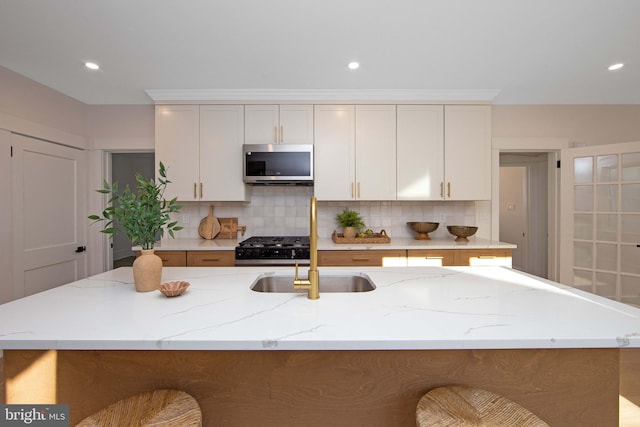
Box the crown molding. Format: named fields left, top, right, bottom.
left=145, top=89, right=500, bottom=103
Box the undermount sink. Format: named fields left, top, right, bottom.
left=250, top=272, right=376, bottom=293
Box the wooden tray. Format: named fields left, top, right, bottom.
left=332, top=229, right=391, bottom=244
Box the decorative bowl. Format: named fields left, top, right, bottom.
left=159, top=281, right=190, bottom=297
left=407, top=222, right=440, bottom=240
left=447, top=226, right=478, bottom=242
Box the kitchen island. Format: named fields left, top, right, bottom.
left=1, top=266, right=638, bottom=426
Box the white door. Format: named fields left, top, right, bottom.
left=12, top=134, right=86, bottom=298
left=560, top=141, right=640, bottom=305
left=499, top=166, right=528, bottom=271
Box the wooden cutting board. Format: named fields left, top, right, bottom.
left=198, top=205, right=221, bottom=240
left=215, top=217, right=239, bottom=239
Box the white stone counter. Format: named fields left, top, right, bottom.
left=0, top=266, right=638, bottom=351
left=149, top=237, right=516, bottom=251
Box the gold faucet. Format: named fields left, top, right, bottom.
left=294, top=196, right=319, bottom=299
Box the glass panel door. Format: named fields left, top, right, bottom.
left=560, top=141, right=640, bottom=306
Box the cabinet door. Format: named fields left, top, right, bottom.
left=355, top=105, right=397, bottom=200
left=397, top=105, right=444, bottom=200
left=244, top=105, right=279, bottom=144
left=313, top=105, right=356, bottom=200
left=444, top=105, right=492, bottom=200
left=318, top=250, right=406, bottom=266
left=187, top=251, right=235, bottom=267
left=156, top=251, right=187, bottom=267
left=155, top=105, right=200, bottom=200
left=279, top=105, right=313, bottom=144
left=455, top=249, right=512, bottom=267
left=199, top=105, right=247, bottom=201
left=407, top=249, right=455, bottom=266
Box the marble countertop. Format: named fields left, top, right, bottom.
left=0, top=266, right=638, bottom=351
left=150, top=237, right=516, bottom=251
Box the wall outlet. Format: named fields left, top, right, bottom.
left=181, top=214, right=190, bottom=224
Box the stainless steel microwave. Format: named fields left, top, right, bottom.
left=243, top=144, right=314, bottom=185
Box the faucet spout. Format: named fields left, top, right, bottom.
left=293, top=196, right=319, bottom=299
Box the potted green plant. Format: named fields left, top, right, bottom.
left=89, top=162, right=183, bottom=292
left=335, top=208, right=365, bottom=238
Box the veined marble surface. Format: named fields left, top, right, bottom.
left=0, top=266, right=638, bottom=351
left=150, top=237, right=516, bottom=251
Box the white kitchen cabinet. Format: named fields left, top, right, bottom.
left=199, top=105, right=247, bottom=201
left=444, top=105, right=492, bottom=200
left=155, top=105, right=247, bottom=201
left=155, top=105, right=200, bottom=201
left=396, top=104, right=491, bottom=201
left=244, top=104, right=313, bottom=144
left=313, top=105, right=356, bottom=200
left=397, top=105, right=444, bottom=200
left=314, top=105, right=396, bottom=200
left=355, top=105, right=397, bottom=200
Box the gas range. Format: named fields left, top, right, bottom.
left=235, top=236, right=310, bottom=266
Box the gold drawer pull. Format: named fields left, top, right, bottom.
left=425, top=256, right=444, bottom=260
left=202, top=258, right=221, bottom=262
left=352, top=257, right=370, bottom=262
left=478, top=256, right=497, bottom=259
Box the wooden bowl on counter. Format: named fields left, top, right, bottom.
left=407, top=222, right=439, bottom=240
left=447, top=226, right=478, bottom=242
left=158, top=281, right=190, bottom=297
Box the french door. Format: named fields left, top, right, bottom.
left=560, top=141, right=640, bottom=305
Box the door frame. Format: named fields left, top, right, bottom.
left=492, top=137, right=570, bottom=281
left=89, top=149, right=154, bottom=274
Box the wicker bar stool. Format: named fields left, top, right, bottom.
left=416, top=385, right=549, bottom=427
left=76, top=389, right=202, bottom=427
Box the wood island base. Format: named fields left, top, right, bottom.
left=4, top=348, right=619, bottom=426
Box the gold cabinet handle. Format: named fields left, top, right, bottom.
left=273, top=126, right=277, bottom=143
left=357, top=182, right=361, bottom=199
left=200, top=182, right=203, bottom=199
left=351, top=182, right=354, bottom=198
left=425, top=256, right=444, bottom=260
left=280, top=125, right=283, bottom=142
left=352, top=257, right=370, bottom=262
left=440, top=182, right=444, bottom=198
left=202, top=258, right=221, bottom=262
left=478, top=256, right=497, bottom=259
left=447, top=182, right=451, bottom=198
left=193, top=182, right=197, bottom=199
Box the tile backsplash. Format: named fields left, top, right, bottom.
left=171, top=185, right=480, bottom=240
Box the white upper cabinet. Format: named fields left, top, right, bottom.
left=199, top=105, right=247, bottom=201
left=155, top=105, right=247, bottom=201
left=397, top=105, right=444, bottom=200
left=314, top=105, right=356, bottom=200
left=355, top=105, right=397, bottom=200
left=155, top=105, right=200, bottom=201
left=397, top=104, right=491, bottom=201
left=444, top=105, right=492, bottom=200
left=314, top=105, right=396, bottom=201
left=245, top=104, right=313, bottom=144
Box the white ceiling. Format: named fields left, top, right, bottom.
left=1, top=0, right=639, bottom=105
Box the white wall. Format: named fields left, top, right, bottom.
left=170, top=186, right=478, bottom=241
left=493, top=105, right=640, bottom=147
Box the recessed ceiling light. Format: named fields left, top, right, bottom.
left=84, top=62, right=100, bottom=70
left=348, top=61, right=360, bottom=70
left=608, top=63, right=624, bottom=71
